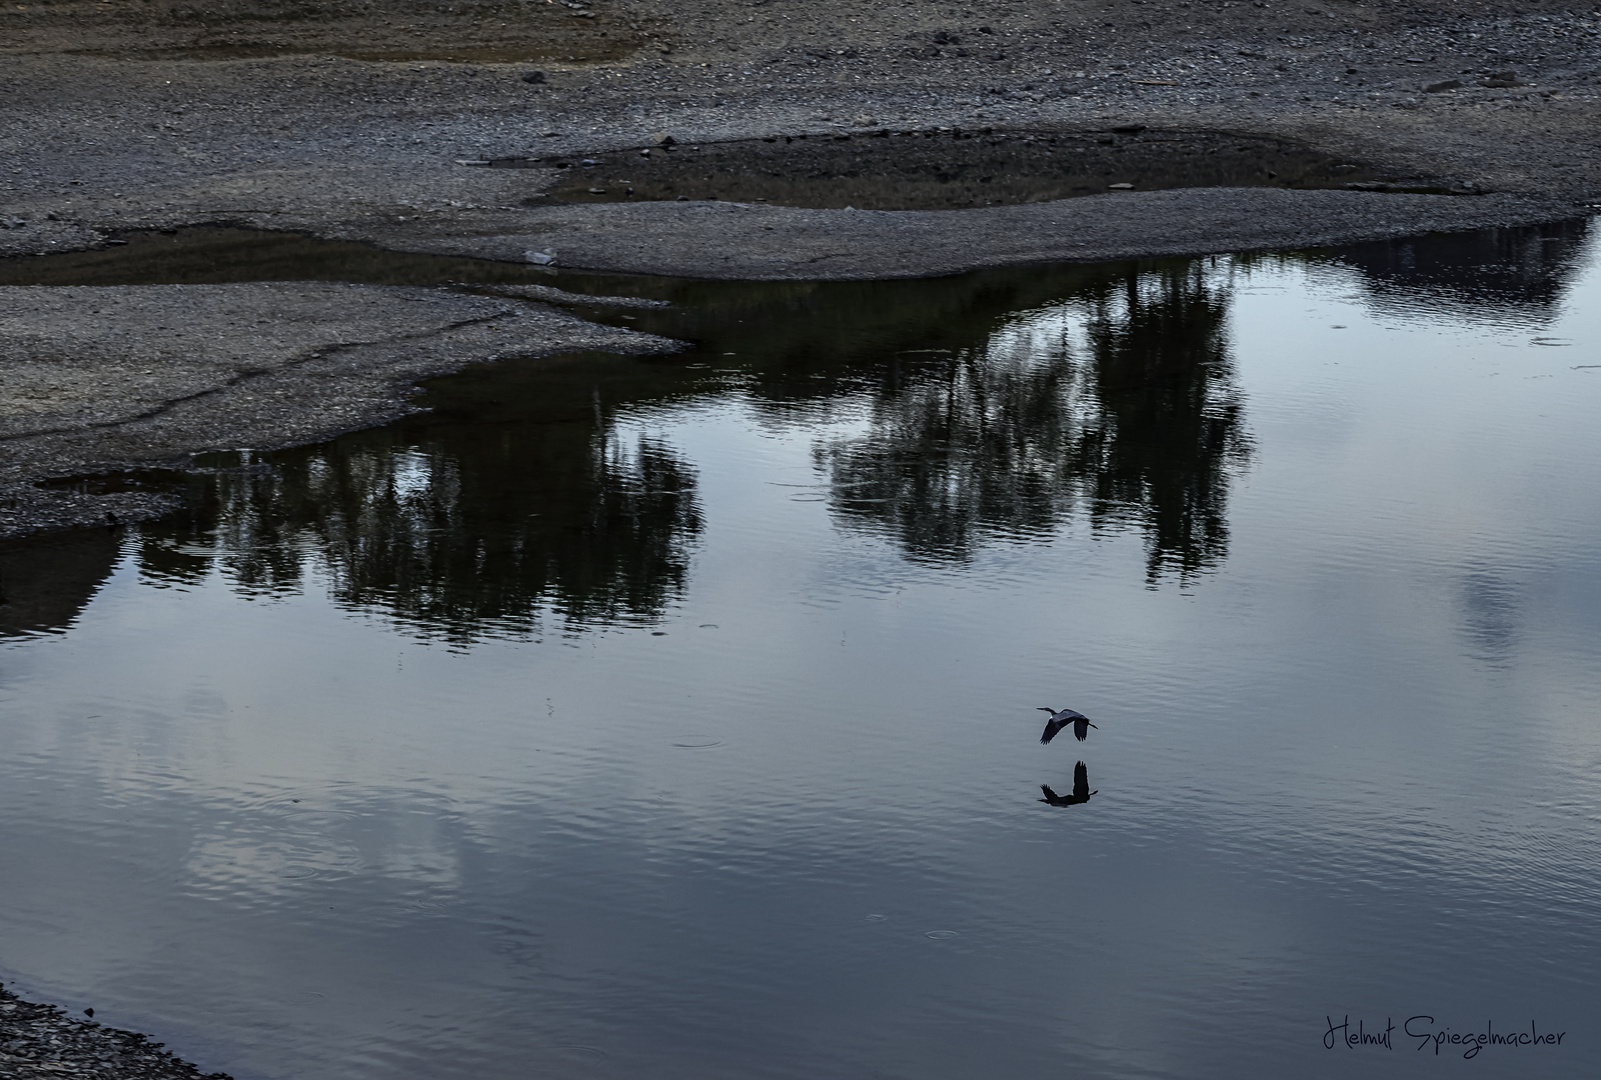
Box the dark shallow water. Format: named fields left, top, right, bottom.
left=2, top=221, right=1600, bottom=1079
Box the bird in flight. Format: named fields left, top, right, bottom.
left=1038, top=706, right=1096, bottom=744
left=1040, top=761, right=1097, bottom=806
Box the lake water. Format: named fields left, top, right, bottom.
left=2, top=220, right=1600, bottom=1079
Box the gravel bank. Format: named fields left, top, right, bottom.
left=0, top=282, right=678, bottom=537
left=2, top=0, right=1598, bottom=273
left=1, top=982, right=230, bottom=1080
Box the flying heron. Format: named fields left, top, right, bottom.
left=1039, top=761, right=1097, bottom=806
left=1038, top=706, right=1096, bottom=744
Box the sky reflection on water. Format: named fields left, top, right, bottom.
left=1, top=220, right=1599, bottom=1080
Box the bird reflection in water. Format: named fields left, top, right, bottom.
left=1040, top=761, right=1097, bottom=807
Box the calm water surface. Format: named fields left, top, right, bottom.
left=3, top=223, right=1600, bottom=1079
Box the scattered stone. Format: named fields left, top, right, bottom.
left=1107, top=182, right=1135, bottom=189
left=587, top=186, right=606, bottom=193
left=454, top=159, right=491, bottom=166
left=1480, top=70, right=1522, bottom=87
left=520, top=71, right=546, bottom=84
left=1423, top=78, right=1462, bottom=93
left=652, top=132, right=676, bottom=146
left=524, top=249, right=557, bottom=265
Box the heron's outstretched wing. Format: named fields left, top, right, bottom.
left=1072, top=761, right=1091, bottom=800
left=1040, top=707, right=1086, bottom=745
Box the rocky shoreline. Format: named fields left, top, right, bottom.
left=0, top=983, right=229, bottom=1080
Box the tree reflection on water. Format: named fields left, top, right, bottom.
left=139, top=354, right=705, bottom=642
left=816, top=264, right=1249, bottom=583
left=132, top=262, right=1253, bottom=641
left=5, top=221, right=1588, bottom=642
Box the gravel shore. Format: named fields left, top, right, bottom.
left=1, top=982, right=230, bottom=1080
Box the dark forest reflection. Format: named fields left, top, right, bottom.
left=0, top=529, right=121, bottom=639
left=815, top=265, right=1248, bottom=581
left=6, top=220, right=1588, bottom=641
left=140, top=353, right=704, bottom=641
left=122, top=256, right=1258, bottom=642
left=1329, top=218, right=1591, bottom=322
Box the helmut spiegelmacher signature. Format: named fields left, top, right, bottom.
left=1324, top=1015, right=1567, bottom=1058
